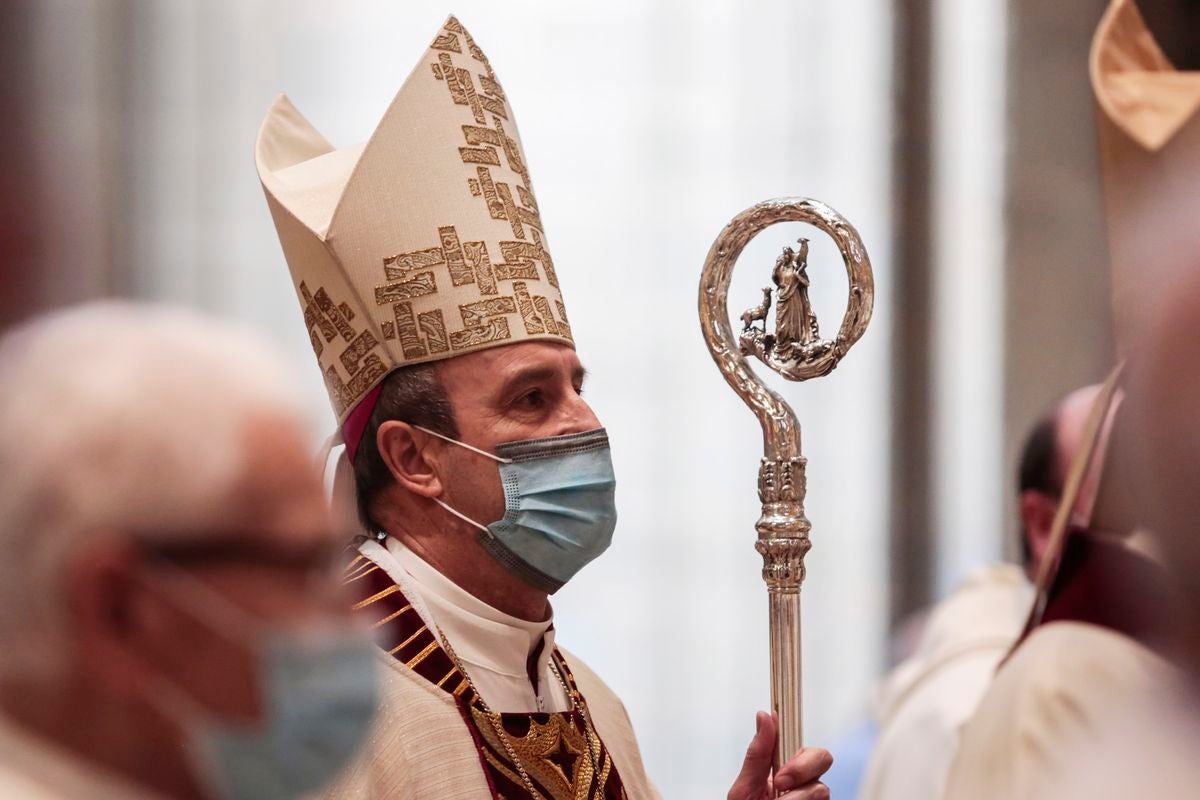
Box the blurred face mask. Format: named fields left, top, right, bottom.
left=416, top=426, right=618, bottom=593
left=144, top=567, right=378, bottom=800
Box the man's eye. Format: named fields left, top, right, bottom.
left=517, top=389, right=544, bottom=408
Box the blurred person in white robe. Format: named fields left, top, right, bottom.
left=1048, top=0, right=1200, bottom=788
left=1044, top=271, right=1200, bottom=799
left=943, top=0, right=1198, bottom=796
left=857, top=385, right=1108, bottom=800
left=0, top=303, right=379, bottom=800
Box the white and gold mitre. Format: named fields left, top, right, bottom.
left=1091, top=0, right=1200, bottom=351
left=255, top=16, right=572, bottom=426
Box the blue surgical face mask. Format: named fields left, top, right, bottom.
left=146, top=569, right=379, bottom=800
left=417, top=426, right=618, bottom=593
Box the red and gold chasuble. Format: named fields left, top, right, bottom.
left=344, top=552, right=629, bottom=800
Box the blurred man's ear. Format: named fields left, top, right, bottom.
left=1019, top=490, right=1058, bottom=573
left=66, top=539, right=165, bottom=697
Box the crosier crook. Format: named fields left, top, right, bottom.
left=698, top=198, right=874, bottom=779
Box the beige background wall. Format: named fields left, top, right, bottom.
left=1002, top=0, right=1115, bottom=561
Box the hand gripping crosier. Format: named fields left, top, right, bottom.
left=698, top=198, right=874, bottom=773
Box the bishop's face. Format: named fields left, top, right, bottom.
left=432, top=341, right=601, bottom=532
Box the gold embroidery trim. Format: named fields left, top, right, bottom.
left=388, top=626, right=427, bottom=656
left=351, top=584, right=398, bottom=610
left=371, top=603, right=413, bottom=629
left=405, top=640, right=440, bottom=669
left=435, top=666, right=458, bottom=689
left=429, top=20, right=544, bottom=241
left=343, top=564, right=381, bottom=584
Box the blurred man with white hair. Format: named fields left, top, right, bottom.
left=0, top=302, right=379, bottom=800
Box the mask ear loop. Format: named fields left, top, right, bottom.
left=431, top=498, right=495, bottom=538
left=140, top=560, right=263, bottom=640
left=412, top=425, right=513, bottom=464
left=131, top=562, right=265, bottom=757
left=412, top=425, right=511, bottom=538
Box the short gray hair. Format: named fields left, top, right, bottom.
left=0, top=302, right=309, bottom=672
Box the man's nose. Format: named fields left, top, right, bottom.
left=555, top=390, right=602, bottom=436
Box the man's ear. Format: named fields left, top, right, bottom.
left=377, top=421, right=444, bottom=498
left=1019, top=490, right=1058, bottom=569
left=66, top=539, right=163, bottom=698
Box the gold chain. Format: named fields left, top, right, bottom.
left=549, top=652, right=605, bottom=773
left=435, top=625, right=603, bottom=798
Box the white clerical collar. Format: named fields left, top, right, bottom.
left=385, top=538, right=556, bottom=680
